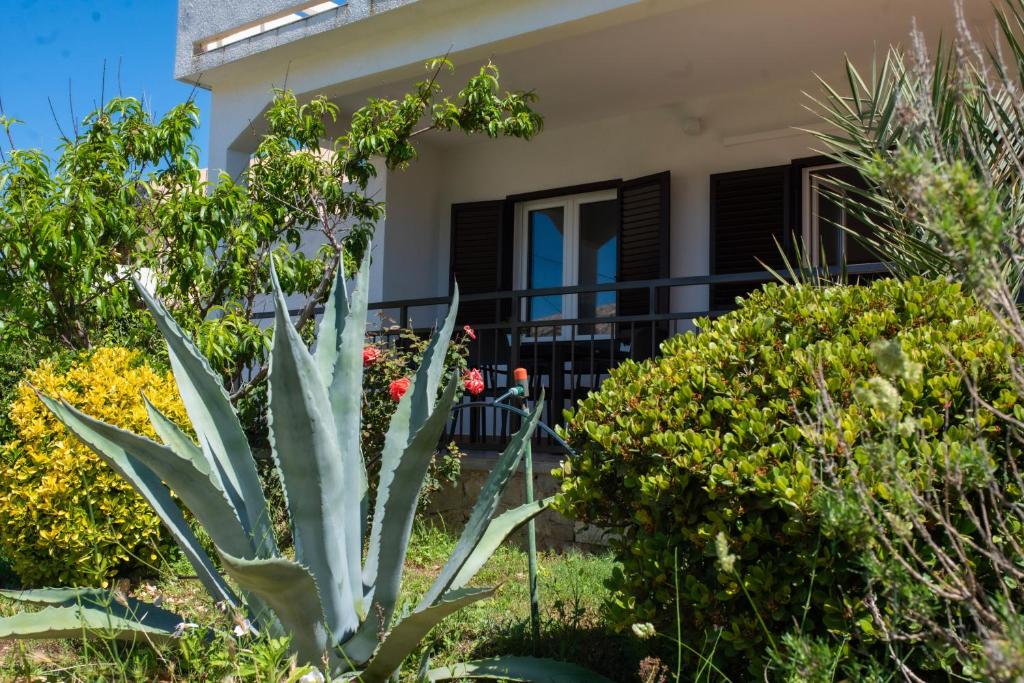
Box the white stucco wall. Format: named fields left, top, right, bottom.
left=375, top=75, right=834, bottom=322
left=381, top=147, right=441, bottom=302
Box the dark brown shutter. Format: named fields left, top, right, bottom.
left=618, top=171, right=670, bottom=316
left=449, top=200, right=512, bottom=324
left=710, top=165, right=791, bottom=310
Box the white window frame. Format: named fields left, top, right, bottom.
left=513, top=188, right=618, bottom=339
left=802, top=162, right=843, bottom=268
left=803, top=162, right=874, bottom=269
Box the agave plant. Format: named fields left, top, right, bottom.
left=0, top=252, right=604, bottom=681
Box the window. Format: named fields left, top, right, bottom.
left=802, top=164, right=877, bottom=267
left=514, top=190, right=618, bottom=336
left=712, top=161, right=883, bottom=310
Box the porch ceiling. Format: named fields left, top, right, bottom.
left=325, top=0, right=991, bottom=145
left=226, top=0, right=993, bottom=153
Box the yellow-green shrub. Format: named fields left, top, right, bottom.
left=555, top=277, right=1019, bottom=675
left=0, top=347, right=188, bottom=586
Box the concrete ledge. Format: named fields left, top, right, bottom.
left=458, top=450, right=564, bottom=473
left=424, top=450, right=610, bottom=551
left=176, top=0, right=417, bottom=82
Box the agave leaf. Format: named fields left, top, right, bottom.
left=313, top=256, right=347, bottom=382
left=0, top=587, right=182, bottom=631
left=133, top=279, right=275, bottom=557
left=0, top=601, right=182, bottom=644
left=359, top=587, right=497, bottom=683
left=412, top=284, right=459, bottom=430
left=217, top=552, right=334, bottom=669
left=267, top=263, right=359, bottom=642
left=418, top=400, right=543, bottom=609
left=0, top=588, right=224, bottom=637
left=448, top=498, right=553, bottom=594
left=0, top=588, right=114, bottom=605
left=427, top=656, right=615, bottom=682
left=364, top=288, right=459, bottom=601
left=40, top=395, right=253, bottom=560
left=142, top=394, right=218, bottom=480
left=317, top=250, right=370, bottom=613
left=415, top=648, right=432, bottom=683
left=4, top=589, right=182, bottom=632
left=35, top=393, right=237, bottom=608
left=344, top=373, right=461, bottom=666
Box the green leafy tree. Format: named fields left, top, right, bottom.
left=0, top=59, right=542, bottom=397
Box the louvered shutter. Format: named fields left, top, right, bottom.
left=710, top=165, right=791, bottom=310
left=618, top=172, right=671, bottom=316
left=449, top=200, right=512, bottom=324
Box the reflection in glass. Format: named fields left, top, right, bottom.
left=810, top=166, right=876, bottom=265
left=528, top=207, right=564, bottom=333
left=578, top=199, right=618, bottom=335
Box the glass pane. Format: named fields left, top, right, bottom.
left=528, top=207, right=564, bottom=326
left=811, top=166, right=878, bottom=266
left=813, top=176, right=842, bottom=266
left=835, top=167, right=876, bottom=264
left=577, top=199, right=618, bottom=335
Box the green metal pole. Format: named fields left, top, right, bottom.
left=511, top=367, right=540, bottom=649
left=524, top=436, right=540, bottom=648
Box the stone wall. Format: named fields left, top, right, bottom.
left=424, top=451, right=611, bottom=552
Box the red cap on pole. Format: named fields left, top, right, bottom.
left=514, top=367, right=529, bottom=398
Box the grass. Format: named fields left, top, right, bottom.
left=398, top=524, right=645, bottom=679
left=0, top=523, right=649, bottom=682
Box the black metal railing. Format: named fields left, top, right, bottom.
left=365, top=263, right=887, bottom=450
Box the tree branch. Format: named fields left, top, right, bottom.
left=229, top=252, right=341, bottom=401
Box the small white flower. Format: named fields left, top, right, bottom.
left=298, top=669, right=325, bottom=683
left=631, top=622, right=656, bottom=640
left=172, top=622, right=199, bottom=637
left=715, top=532, right=737, bottom=574
left=855, top=376, right=901, bottom=416
left=233, top=618, right=253, bottom=637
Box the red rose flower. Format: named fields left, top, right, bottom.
left=463, top=325, right=477, bottom=341
left=463, top=368, right=485, bottom=396
left=362, top=345, right=382, bottom=366
left=389, top=377, right=411, bottom=402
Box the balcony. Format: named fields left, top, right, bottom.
left=366, top=264, right=887, bottom=451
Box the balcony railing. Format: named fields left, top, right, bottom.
left=365, top=263, right=887, bottom=451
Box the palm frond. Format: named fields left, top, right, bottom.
left=807, top=1, right=1024, bottom=297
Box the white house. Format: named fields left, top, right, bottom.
left=176, top=0, right=990, bottom=444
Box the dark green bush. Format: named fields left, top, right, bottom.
left=555, top=277, right=1019, bottom=674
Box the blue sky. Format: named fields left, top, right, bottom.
left=0, top=0, right=210, bottom=163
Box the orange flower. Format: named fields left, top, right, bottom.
left=362, top=345, right=382, bottom=366
left=389, top=377, right=411, bottom=402
left=463, top=368, right=485, bottom=396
